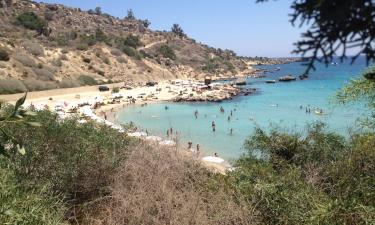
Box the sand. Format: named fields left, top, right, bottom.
left=0, top=81, right=231, bottom=174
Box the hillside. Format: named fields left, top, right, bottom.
left=0, top=0, right=255, bottom=94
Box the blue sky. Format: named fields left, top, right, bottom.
left=37, top=0, right=302, bottom=57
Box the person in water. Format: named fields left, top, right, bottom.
left=211, top=121, right=216, bottom=132
left=165, top=106, right=169, bottom=110
left=230, top=128, right=233, bottom=135
left=194, top=110, right=198, bottom=119
left=230, top=110, right=233, bottom=116
left=214, top=153, right=219, bottom=157
left=220, top=106, right=225, bottom=113
left=228, top=116, right=231, bottom=122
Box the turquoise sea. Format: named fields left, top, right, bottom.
left=116, top=58, right=369, bottom=161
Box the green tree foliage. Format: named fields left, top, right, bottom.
left=95, top=6, right=102, bottom=15
left=142, top=19, right=151, bottom=28
left=16, top=12, right=48, bottom=35
left=230, top=123, right=375, bottom=224
left=171, top=23, right=186, bottom=38
left=158, top=45, right=176, bottom=60
left=258, top=0, right=375, bottom=74
left=125, top=9, right=135, bottom=20
left=337, top=66, right=375, bottom=127
left=123, top=34, right=141, bottom=48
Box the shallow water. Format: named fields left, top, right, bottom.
left=116, top=58, right=369, bottom=161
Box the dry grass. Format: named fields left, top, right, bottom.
left=82, top=143, right=254, bottom=225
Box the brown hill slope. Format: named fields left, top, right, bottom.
left=0, top=0, right=252, bottom=94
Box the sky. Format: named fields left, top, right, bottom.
left=37, top=0, right=303, bottom=57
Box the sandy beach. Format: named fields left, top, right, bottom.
left=0, top=80, right=232, bottom=174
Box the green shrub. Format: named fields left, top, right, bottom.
left=60, top=54, right=68, bottom=61
left=0, top=168, right=65, bottom=225
left=53, top=34, right=69, bottom=46
left=110, top=49, right=122, bottom=56
left=14, top=53, right=36, bottom=67
left=82, top=57, right=91, bottom=63
left=102, top=56, right=110, bottom=65
left=0, top=78, right=27, bottom=94
left=124, top=35, right=141, bottom=48
left=123, top=46, right=142, bottom=60
left=97, top=70, right=105, bottom=76
left=22, top=40, right=44, bottom=56
left=78, top=75, right=97, bottom=85
left=3, top=110, right=133, bottom=203
left=23, top=79, right=58, bottom=91
left=44, top=10, right=54, bottom=21
left=0, top=49, right=10, bottom=61
left=158, top=45, right=176, bottom=60
left=112, top=87, right=120, bottom=93
left=16, top=12, right=48, bottom=33
left=80, top=34, right=96, bottom=46
left=76, top=43, right=88, bottom=51
left=32, top=68, right=55, bottom=81
left=231, top=123, right=375, bottom=224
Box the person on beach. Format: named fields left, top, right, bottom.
left=188, top=141, right=192, bottom=149
left=214, top=153, right=219, bottom=157
left=211, top=121, right=216, bottom=132
left=167, top=129, right=170, bottom=137
left=196, top=144, right=200, bottom=155
left=170, top=127, right=173, bottom=135
left=104, top=113, right=107, bottom=120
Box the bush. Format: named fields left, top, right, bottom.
left=32, top=67, right=55, bottom=81
left=78, top=75, right=97, bottom=85
left=0, top=78, right=27, bottom=94
left=44, top=10, right=54, bottom=21
left=1, top=109, right=134, bottom=222
left=52, top=58, right=63, bottom=67
left=112, top=87, right=119, bottom=93
left=22, top=40, right=44, bottom=56
left=0, top=49, right=10, bottom=61
left=123, top=34, right=141, bottom=48
left=58, top=78, right=80, bottom=88
left=76, top=43, right=88, bottom=51
left=158, top=45, right=176, bottom=60
left=83, top=143, right=252, bottom=225
left=82, top=57, right=91, bottom=63
left=52, top=34, right=69, bottom=46
left=110, top=49, right=122, bottom=56
left=14, top=53, right=36, bottom=67
left=16, top=12, right=48, bottom=33
left=231, top=123, right=375, bottom=224
left=102, top=56, right=110, bottom=65
left=23, top=79, right=58, bottom=91
left=123, top=46, right=142, bottom=60
left=0, top=168, right=65, bottom=225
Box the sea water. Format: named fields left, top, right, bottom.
left=116, top=58, right=369, bottom=161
